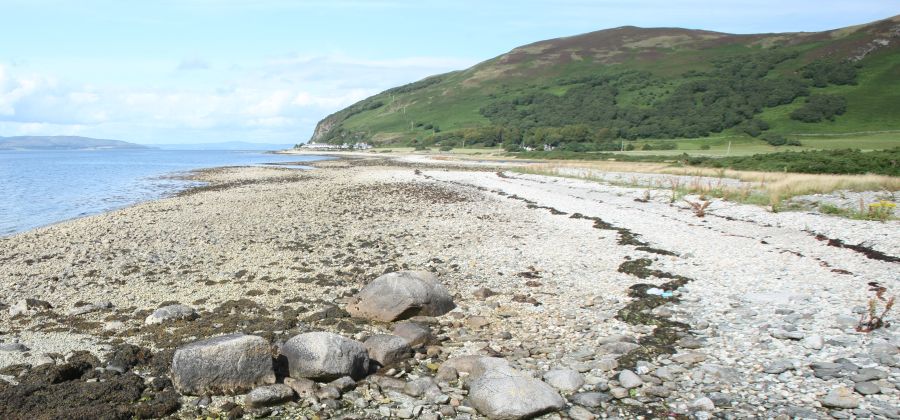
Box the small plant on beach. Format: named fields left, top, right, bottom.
left=857, top=282, right=895, bottom=332
left=867, top=200, right=896, bottom=222
left=667, top=177, right=681, bottom=203
left=684, top=198, right=712, bottom=217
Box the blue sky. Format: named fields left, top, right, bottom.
left=0, top=1, right=895, bottom=144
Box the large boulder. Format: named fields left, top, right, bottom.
left=282, top=332, right=369, bottom=381
left=364, top=334, right=412, bottom=367
left=468, top=359, right=565, bottom=419
left=171, top=334, right=275, bottom=395
left=346, top=271, right=455, bottom=322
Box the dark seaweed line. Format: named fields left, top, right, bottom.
left=808, top=231, right=900, bottom=263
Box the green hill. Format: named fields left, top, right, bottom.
left=307, top=16, right=900, bottom=152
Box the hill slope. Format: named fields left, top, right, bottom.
left=0, top=136, right=148, bottom=150
left=308, top=15, right=900, bottom=151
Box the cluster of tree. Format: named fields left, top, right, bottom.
left=760, top=132, right=802, bottom=146
left=480, top=49, right=810, bottom=140
left=687, top=148, right=899, bottom=176
left=789, top=94, right=848, bottom=123
left=801, top=60, right=859, bottom=87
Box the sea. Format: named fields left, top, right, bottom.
left=0, top=149, right=329, bottom=236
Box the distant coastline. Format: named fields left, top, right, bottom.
left=0, top=135, right=148, bottom=151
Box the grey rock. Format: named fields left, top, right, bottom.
left=468, top=374, right=565, bottom=419
left=171, top=333, right=275, bottom=395
left=699, top=364, right=740, bottom=384
left=364, top=334, right=412, bottom=367
left=569, top=405, right=596, bottom=420
left=610, top=387, right=628, bottom=399
left=392, top=322, right=432, bottom=347
left=144, top=304, right=197, bottom=325
left=542, top=369, right=584, bottom=393
left=802, top=335, right=824, bottom=350
left=316, top=385, right=341, bottom=400
left=854, top=381, right=881, bottom=395
left=346, top=271, right=455, bottom=322
left=677, top=337, right=704, bottom=349
left=618, top=370, right=642, bottom=389
left=821, top=387, right=860, bottom=409
left=570, top=392, right=611, bottom=408
left=644, top=385, right=671, bottom=398
left=404, top=377, right=439, bottom=398
left=245, top=384, right=295, bottom=408
left=654, top=366, right=675, bottom=381
left=765, top=360, right=798, bottom=374
left=599, top=341, right=639, bottom=354
left=850, top=367, right=887, bottom=382
left=282, top=332, right=369, bottom=381
left=0, top=342, right=29, bottom=352
left=672, top=352, right=706, bottom=364
left=9, top=298, right=52, bottom=316
left=284, top=377, right=317, bottom=398
left=329, top=376, right=356, bottom=393
left=435, top=365, right=459, bottom=382
left=691, top=397, right=715, bottom=411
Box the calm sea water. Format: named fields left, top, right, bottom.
left=0, top=149, right=328, bottom=236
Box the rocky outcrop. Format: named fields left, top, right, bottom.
left=281, top=332, right=370, bottom=381
left=170, top=334, right=275, bottom=395
left=347, top=271, right=455, bottom=322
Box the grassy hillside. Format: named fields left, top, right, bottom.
left=307, top=16, right=900, bottom=152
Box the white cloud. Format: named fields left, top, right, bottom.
left=0, top=52, right=475, bottom=143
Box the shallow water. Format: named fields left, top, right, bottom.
left=0, top=149, right=328, bottom=236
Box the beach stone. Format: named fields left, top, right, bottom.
left=282, top=332, right=369, bottom=381
left=346, top=271, right=455, bottom=322
left=283, top=377, right=317, bottom=398
left=404, top=377, right=439, bottom=398
left=821, top=387, right=860, bottom=409
left=543, top=369, right=584, bottom=393
left=850, top=368, right=887, bottom=382
left=145, top=304, right=197, bottom=325
left=802, top=335, right=824, bottom=350
left=329, top=376, right=356, bottom=393
left=245, top=384, right=295, bottom=408
left=599, top=342, right=640, bottom=354
left=672, top=352, right=706, bottom=364
left=691, top=397, right=715, bottom=412
left=392, top=322, right=432, bottom=347
left=854, top=381, right=881, bottom=395
left=569, top=405, right=596, bottom=420
left=468, top=374, right=565, bottom=419
left=765, top=359, right=797, bottom=374
left=618, top=370, right=643, bottom=389
left=473, top=287, right=497, bottom=299
left=0, top=343, right=29, bottom=352
left=171, top=334, right=275, bottom=395
left=9, top=298, right=52, bottom=316
left=364, top=334, right=412, bottom=367
left=570, top=392, right=611, bottom=408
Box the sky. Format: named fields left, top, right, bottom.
left=0, top=1, right=896, bottom=145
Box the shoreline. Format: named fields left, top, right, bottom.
left=1, top=156, right=898, bottom=419
left=0, top=152, right=332, bottom=239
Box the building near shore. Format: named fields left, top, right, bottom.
left=299, top=142, right=372, bottom=150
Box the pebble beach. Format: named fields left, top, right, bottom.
left=0, top=155, right=898, bottom=419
